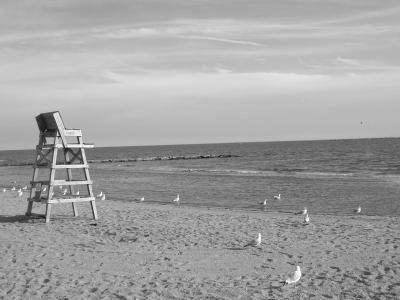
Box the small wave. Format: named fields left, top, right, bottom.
left=158, top=167, right=357, bottom=179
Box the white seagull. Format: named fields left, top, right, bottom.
left=62, top=188, right=68, bottom=195
left=17, top=188, right=22, bottom=193
left=42, top=187, right=47, bottom=192
left=283, top=265, right=302, bottom=285
left=17, top=190, right=23, bottom=197
left=22, top=186, right=28, bottom=190
left=2, top=188, right=6, bottom=192
left=173, top=194, right=180, bottom=204
left=75, top=190, right=80, bottom=196
left=96, top=191, right=103, bottom=198
left=273, top=194, right=281, bottom=200
left=355, top=205, right=361, bottom=214
left=244, top=233, right=262, bottom=248
left=304, top=214, right=310, bottom=224
left=260, top=199, right=267, bottom=206
left=302, top=207, right=308, bottom=215
left=100, top=194, right=106, bottom=201
left=140, top=196, right=145, bottom=202
left=11, top=186, right=16, bottom=191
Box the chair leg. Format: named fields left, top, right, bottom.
left=90, top=201, right=98, bottom=220
left=45, top=204, right=52, bottom=223
left=72, top=203, right=78, bottom=217
left=26, top=201, right=33, bottom=216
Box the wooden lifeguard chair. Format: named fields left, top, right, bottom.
left=26, top=111, right=98, bottom=223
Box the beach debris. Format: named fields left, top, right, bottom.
left=100, top=194, right=106, bottom=201
left=304, top=214, right=310, bottom=224
left=2, top=188, right=6, bottom=192
left=355, top=205, right=361, bottom=214
left=273, top=194, right=281, bottom=200
left=260, top=199, right=267, bottom=206
left=244, top=233, right=262, bottom=248
left=173, top=194, right=180, bottom=204
left=283, top=265, right=302, bottom=285
left=140, top=196, right=145, bottom=202
left=96, top=191, right=103, bottom=198
left=302, top=207, right=307, bottom=215
left=59, top=185, right=63, bottom=190
left=17, top=190, right=23, bottom=197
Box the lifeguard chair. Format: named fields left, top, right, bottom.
left=26, top=111, right=98, bottom=223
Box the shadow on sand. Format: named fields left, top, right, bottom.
left=224, top=247, right=247, bottom=251
left=0, top=214, right=45, bottom=223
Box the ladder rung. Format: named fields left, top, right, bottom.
left=30, top=180, right=93, bottom=186
left=36, top=144, right=93, bottom=149
left=36, top=145, right=53, bottom=150
left=33, top=164, right=88, bottom=169
left=53, top=164, right=89, bottom=169
left=54, top=180, right=92, bottom=186
left=48, top=197, right=95, bottom=204
left=65, top=144, right=94, bottom=149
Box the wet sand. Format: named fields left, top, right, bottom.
left=0, top=191, right=399, bottom=299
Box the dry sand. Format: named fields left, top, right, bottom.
left=0, top=191, right=399, bottom=299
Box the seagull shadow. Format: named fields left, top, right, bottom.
left=224, top=246, right=263, bottom=251
left=224, top=247, right=247, bottom=250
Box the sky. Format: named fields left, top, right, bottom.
left=0, top=0, right=399, bottom=149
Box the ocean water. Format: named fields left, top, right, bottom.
left=1, top=138, right=400, bottom=216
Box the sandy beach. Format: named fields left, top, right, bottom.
left=0, top=191, right=399, bottom=299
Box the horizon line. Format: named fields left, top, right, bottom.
left=1, top=135, right=399, bottom=152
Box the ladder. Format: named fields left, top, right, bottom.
left=26, top=111, right=98, bottom=223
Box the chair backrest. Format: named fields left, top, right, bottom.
left=36, top=111, right=67, bottom=146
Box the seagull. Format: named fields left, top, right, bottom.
left=17, top=190, right=23, bottom=197
left=283, top=265, right=302, bottom=285
left=2, top=188, right=6, bottom=192
left=260, top=199, right=267, bottom=206
left=273, top=194, right=281, bottom=200
left=22, top=186, right=28, bottom=190
left=173, top=194, right=180, bottom=204
left=96, top=191, right=103, bottom=198
left=59, top=185, right=63, bottom=190
left=75, top=190, right=80, bottom=196
left=42, top=187, right=47, bottom=192
left=17, top=188, right=22, bottom=193
left=11, top=186, right=16, bottom=191
left=62, top=188, right=68, bottom=195
left=302, top=207, right=308, bottom=215
left=244, top=233, right=262, bottom=248
left=100, top=194, right=106, bottom=201
left=304, top=214, right=310, bottom=224
left=355, top=205, right=361, bottom=214
left=140, top=196, right=145, bottom=202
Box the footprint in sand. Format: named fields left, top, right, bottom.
left=329, top=266, right=341, bottom=272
